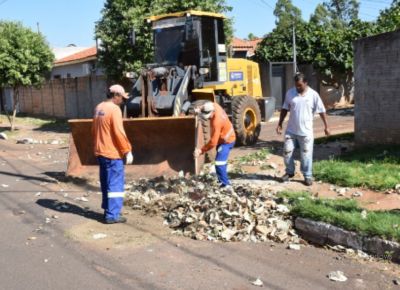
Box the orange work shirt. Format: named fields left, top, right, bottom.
left=92, top=101, right=132, bottom=159
left=201, top=103, right=236, bottom=153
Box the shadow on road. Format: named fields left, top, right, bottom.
left=0, top=170, right=58, bottom=184
left=43, top=171, right=99, bottom=192
left=36, top=198, right=104, bottom=222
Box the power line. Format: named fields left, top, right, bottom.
left=259, top=0, right=274, bottom=11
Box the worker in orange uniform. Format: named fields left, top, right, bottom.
left=93, top=84, right=133, bottom=224
left=194, top=101, right=236, bottom=188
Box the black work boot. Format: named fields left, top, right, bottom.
left=304, top=178, right=313, bottom=186
left=281, top=173, right=294, bottom=182
left=105, top=216, right=127, bottom=224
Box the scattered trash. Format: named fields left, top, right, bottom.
left=352, top=191, right=363, bottom=198
left=92, top=233, right=107, bottom=240
left=35, top=192, right=41, bottom=197
left=52, top=215, right=59, bottom=219
left=125, top=174, right=298, bottom=243
left=328, top=245, right=346, bottom=252
left=328, top=271, right=347, bottom=282
left=17, top=138, right=36, bottom=144
left=0, top=132, right=8, bottom=140
left=337, top=188, right=347, bottom=196
left=393, top=279, right=400, bottom=285
left=45, top=217, right=51, bottom=224
left=361, top=210, right=367, bottom=220
left=251, top=278, right=264, bottom=287
left=1, top=184, right=9, bottom=188
left=44, top=259, right=49, bottom=263
left=288, top=244, right=301, bottom=250
left=269, top=162, right=278, bottom=169
left=356, top=250, right=370, bottom=259
left=75, top=197, right=89, bottom=202
left=27, top=236, right=37, bottom=240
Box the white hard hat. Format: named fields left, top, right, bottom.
left=201, top=102, right=215, bottom=119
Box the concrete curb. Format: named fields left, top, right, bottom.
left=295, top=217, right=400, bottom=262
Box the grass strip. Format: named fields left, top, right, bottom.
left=314, top=145, right=400, bottom=190
left=278, top=191, right=400, bottom=242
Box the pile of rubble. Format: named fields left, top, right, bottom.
left=125, top=174, right=300, bottom=243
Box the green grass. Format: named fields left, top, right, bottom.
left=235, top=148, right=270, bottom=164
left=278, top=191, right=400, bottom=241
left=314, top=132, right=354, bottom=144
left=314, top=146, right=400, bottom=190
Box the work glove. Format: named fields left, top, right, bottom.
left=193, top=107, right=201, bottom=115
left=125, top=151, right=134, bottom=165
left=193, top=148, right=202, bottom=159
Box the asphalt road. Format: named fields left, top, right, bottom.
left=0, top=114, right=399, bottom=290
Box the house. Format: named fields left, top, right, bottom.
left=52, top=46, right=103, bottom=79
left=231, top=37, right=262, bottom=58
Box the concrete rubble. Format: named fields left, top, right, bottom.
left=125, top=174, right=300, bottom=243
left=328, top=270, right=347, bottom=282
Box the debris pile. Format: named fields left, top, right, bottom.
left=125, top=174, right=300, bottom=243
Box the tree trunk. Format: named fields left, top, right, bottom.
left=10, top=87, right=19, bottom=131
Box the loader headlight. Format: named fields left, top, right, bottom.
left=199, top=68, right=209, bottom=75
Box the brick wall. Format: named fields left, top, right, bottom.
left=18, top=75, right=107, bottom=119
left=354, top=29, right=400, bottom=145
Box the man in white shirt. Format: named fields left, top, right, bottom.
left=276, top=73, right=330, bottom=186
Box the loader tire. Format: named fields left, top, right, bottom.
left=188, top=100, right=216, bottom=163
left=231, top=96, right=261, bottom=146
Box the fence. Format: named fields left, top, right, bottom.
left=17, top=75, right=107, bottom=119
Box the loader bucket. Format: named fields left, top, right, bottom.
left=67, top=116, right=204, bottom=180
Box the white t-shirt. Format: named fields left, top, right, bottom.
left=283, top=87, right=326, bottom=136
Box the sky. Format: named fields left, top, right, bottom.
left=0, top=0, right=392, bottom=47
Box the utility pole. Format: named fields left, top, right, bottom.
left=292, top=24, right=297, bottom=75
left=36, top=22, right=40, bottom=34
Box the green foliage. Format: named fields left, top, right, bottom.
left=314, top=146, right=400, bottom=190
left=377, top=0, right=400, bottom=32
left=0, top=21, right=54, bottom=88
left=279, top=191, right=400, bottom=242
left=255, top=0, right=377, bottom=83
left=323, top=0, right=360, bottom=28
left=273, top=0, right=303, bottom=31
left=247, top=33, right=258, bottom=40
left=95, top=0, right=232, bottom=81
left=309, top=4, right=330, bottom=26
left=236, top=148, right=270, bottom=164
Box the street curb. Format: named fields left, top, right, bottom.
left=295, top=217, right=400, bottom=263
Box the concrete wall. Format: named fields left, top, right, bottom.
left=17, top=75, right=107, bottom=118
left=354, top=29, right=400, bottom=145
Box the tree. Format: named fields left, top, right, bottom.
left=273, top=0, right=303, bottom=31
left=377, top=0, right=400, bottom=32
left=95, top=0, right=232, bottom=81
left=256, top=0, right=305, bottom=63
left=323, top=0, right=360, bottom=28
left=255, top=10, right=376, bottom=101
left=0, top=21, right=54, bottom=131
left=247, top=33, right=258, bottom=40
left=310, top=4, right=330, bottom=26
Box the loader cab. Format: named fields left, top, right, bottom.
left=149, top=11, right=227, bottom=83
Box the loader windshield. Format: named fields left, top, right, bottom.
left=154, top=25, right=185, bottom=65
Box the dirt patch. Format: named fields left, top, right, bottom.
left=65, top=209, right=172, bottom=250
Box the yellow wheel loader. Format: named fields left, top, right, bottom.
left=67, top=10, right=275, bottom=179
